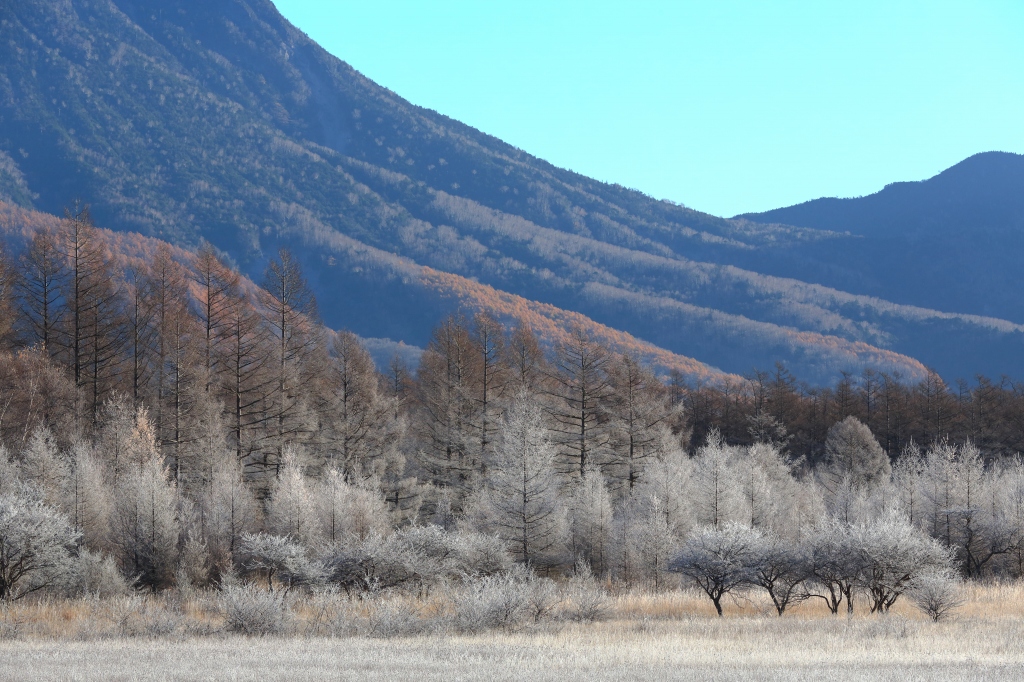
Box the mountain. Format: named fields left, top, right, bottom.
left=738, top=152, right=1024, bottom=325
left=0, top=0, right=1021, bottom=383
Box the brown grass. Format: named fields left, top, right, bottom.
left=2, top=586, right=1024, bottom=679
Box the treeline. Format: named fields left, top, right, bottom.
left=1, top=210, right=1024, bottom=609
left=677, top=363, right=1024, bottom=463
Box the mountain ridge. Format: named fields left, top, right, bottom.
left=1, top=0, right=1021, bottom=382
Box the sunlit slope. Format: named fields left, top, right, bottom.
left=1, top=1, right=1021, bottom=380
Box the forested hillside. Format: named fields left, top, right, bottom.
left=3, top=204, right=1024, bottom=618
left=1, top=0, right=1022, bottom=382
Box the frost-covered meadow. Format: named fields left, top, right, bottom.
left=3, top=585, right=1024, bottom=681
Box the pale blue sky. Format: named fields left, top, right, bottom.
left=272, top=1, right=1024, bottom=217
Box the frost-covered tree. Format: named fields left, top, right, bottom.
left=692, top=430, right=740, bottom=529
left=265, top=449, right=319, bottom=546
left=0, top=492, right=79, bottom=600
left=670, top=523, right=758, bottom=616
left=111, top=445, right=180, bottom=590
left=466, top=393, right=565, bottom=566
left=313, top=467, right=389, bottom=544
left=749, top=531, right=810, bottom=616
left=567, top=464, right=613, bottom=575
left=203, top=455, right=260, bottom=573
left=852, top=512, right=953, bottom=613
left=821, top=416, right=890, bottom=493
left=19, top=427, right=68, bottom=506
left=65, top=441, right=113, bottom=552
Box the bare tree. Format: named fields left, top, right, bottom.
left=56, top=204, right=126, bottom=424
left=15, top=227, right=65, bottom=357
left=414, top=316, right=478, bottom=496
left=547, top=327, right=613, bottom=478
left=322, top=332, right=400, bottom=481
left=260, top=249, right=322, bottom=460
left=606, top=354, right=675, bottom=492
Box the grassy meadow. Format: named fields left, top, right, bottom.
left=2, top=583, right=1024, bottom=681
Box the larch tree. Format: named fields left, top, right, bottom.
left=504, top=323, right=546, bottom=395
left=123, top=265, right=157, bottom=409
left=547, top=326, right=613, bottom=478
left=143, top=245, right=197, bottom=482
left=414, top=316, right=478, bottom=497
left=15, top=227, right=65, bottom=357
left=192, top=243, right=240, bottom=391
left=260, top=249, right=322, bottom=461
left=821, top=416, right=890, bottom=495
left=111, top=424, right=180, bottom=591
left=606, top=354, right=675, bottom=492
left=265, top=449, right=319, bottom=546
left=692, top=430, right=740, bottom=529
left=567, top=463, right=613, bottom=575
left=219, top=291, right=273, bottom=476
left=65, top=440, right=113, bottom=553
left=466, top=392, right=566, bottom=566
left=313, top=467, right=389, bottom=545
left=468, top=312, right=508, bottom=466
left=322, top=331, right=400, bottom=481
left=203, top=454, right=260, bottom=575
left=57, top=204, right=126, bottom=424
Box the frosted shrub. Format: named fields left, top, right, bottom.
left=449, top=572, right=531, bottom=633
left=221, top=583, right=289, bottom=635
left=0, top=492, right=79, bottom=600
left=524, top=576, right=562, bottom=623
left=109, top=595, right=183, bottom=638
left=909, top=571, right=965, bottom=622
left=65, top=549, right=132, bottom=598
left=324, top=526, right=511, bottom=592
left=359, top=598, right=428, bottom=638
left=669, top=523, right=758, bottom=617
left=562, top=560, right=608, bottom=622
left=240, top=533, right=324, bottom=591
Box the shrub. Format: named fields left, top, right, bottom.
left=909, top=571, right=965, bottom=622
left=562, top=560, right=608, bottom=622
left=239, top=533, right=324, bottom=591
left=448, top=572, right=530, bottom=633
left=358, top=598, right=429, bottom=638
left=65, top=550, right=132, bottom=598
left=221, top=583, right=289, bottom=635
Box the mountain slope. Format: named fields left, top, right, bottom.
left=0, top=200, right=732, bottom=381
left=1, top=0, right=1020, bottom=382
left=738, top=152, right=1024, bottom=324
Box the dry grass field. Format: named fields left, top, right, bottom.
left=2, top=584, right=1024, bottom=681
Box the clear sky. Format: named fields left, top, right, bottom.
left=271, top=1, right=1024, bottom=217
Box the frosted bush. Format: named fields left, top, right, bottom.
left=909, top=571, right=965, bottom=622
left=448, top=572, right=531, bottom=633
left=221, top=583, right=289, bottom=635
left=65, top=550, right=132, bottom=598
left=562, top=561, right=608, bottom=622
left=359, top=598, right=428, bottom=638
